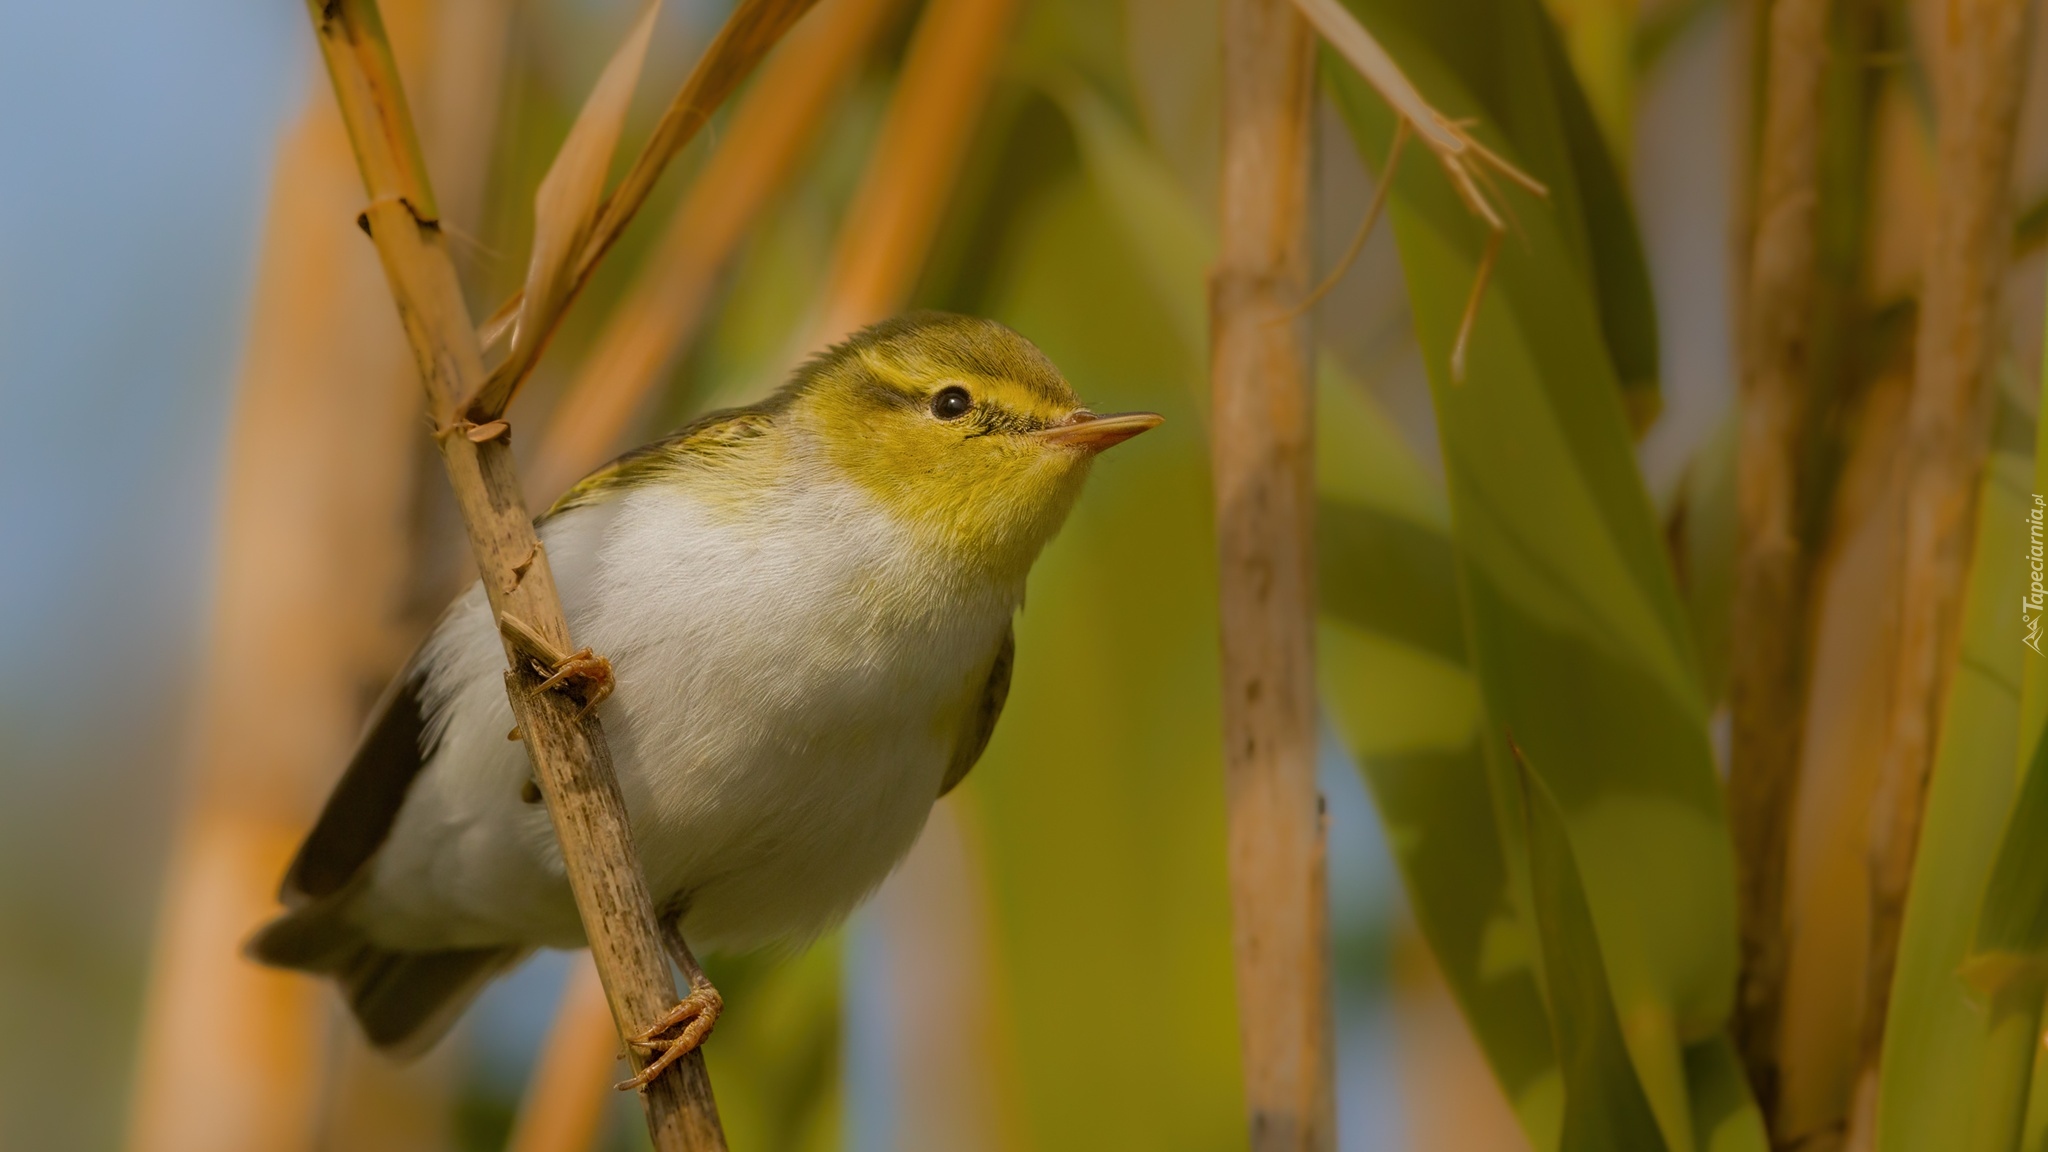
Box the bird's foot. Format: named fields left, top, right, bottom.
left=534, top=647, right=614, bottom=719
left=615, top=982, right=723, bottom=1092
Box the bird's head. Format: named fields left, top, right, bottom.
left=788, top=313, right=1160, bottom=577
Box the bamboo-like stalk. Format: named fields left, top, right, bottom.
left=472, top=0, right=821, bottom=417
left=1862, top=0, right=2036, bottom=1077
left=1212, top=0, right=1332, bottom=1148
left=807, top=0, right=1027, bottom=346
left=302, top=3, right=730, bottom=1147
left=1726, top=0, right=1833, bottom=1118
left=528, top=0, right=904, bottom=501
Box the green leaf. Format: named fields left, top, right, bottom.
left=1967, top=315, right=2048, bottom=994
left=1531, top=0, right=1660, bottom=425
left=1683, top=1036, right=1772, bottom=1152
left=1927, top=323, right=2048, bottom=1152
left=1326, top=2, right=1742, bottom=1148
left=1515, top=747, right=1673, bottom=1152
left=1329, top=0, right=1658, bottom=421
left=1874, top=444, right=2034, bottom=1152
left=1970, top=722, right=2048, bottom=984
left=1317, top=361, right=1564, bottom=1147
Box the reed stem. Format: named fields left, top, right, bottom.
left=302, top=2, right=727, bottom=1146
left=1212, top=0, right=1333, bottom=1146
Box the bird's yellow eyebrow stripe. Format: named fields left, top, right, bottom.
left=855, top=349, right=1073, bottom=428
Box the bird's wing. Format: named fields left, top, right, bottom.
left=279, top=660, right=437, bottom=902
left=939, top=624, right=1015, bottom=798
left=281, top=403, right=785, bottom=902
left=544, top=401, right=785, bottom=518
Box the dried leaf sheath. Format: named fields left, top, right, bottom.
left=472, top=0, right=823, bottom=416
left=505, top=1, right=662, bottom=362
left=1727, top=0, right=1832, bottom=1121
left=302, top=1, right=725, bottom=1148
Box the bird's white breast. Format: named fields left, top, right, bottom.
left=357, top=470, right=1019, bottom=953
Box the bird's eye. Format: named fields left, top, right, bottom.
left=930, top=385, right=973, bottom=420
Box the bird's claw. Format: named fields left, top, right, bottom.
left=533, top=647, right=613, bottom=719
left=615, top=983, right=722, bottom=1093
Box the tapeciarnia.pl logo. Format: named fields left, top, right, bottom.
left=2028, top=494, right=2045, bottom=655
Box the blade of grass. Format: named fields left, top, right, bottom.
left=527, top=0, right=905, bottom=501
left=303, top=2, right=723, bottom=1146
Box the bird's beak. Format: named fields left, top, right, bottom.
left=1030, top=410, right=1164, bottom=452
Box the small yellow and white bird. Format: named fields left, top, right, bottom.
left=250, top=312, right=1159, bottom=1064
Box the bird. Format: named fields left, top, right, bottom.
left=248, top=312, right=1161, bottom=1081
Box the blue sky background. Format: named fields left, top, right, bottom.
left=0, top=5, right=304, bottom=1146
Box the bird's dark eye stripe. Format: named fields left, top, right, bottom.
left=930, top=385, right=973, bottom=420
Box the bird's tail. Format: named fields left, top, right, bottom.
left=246, top=899, right=527, bottom=1058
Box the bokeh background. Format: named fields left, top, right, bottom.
left=1, top=0, right=2041, bottom=1149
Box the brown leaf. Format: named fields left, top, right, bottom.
left=509, top=1, right=662, bottom=362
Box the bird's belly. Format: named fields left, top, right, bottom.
left=602, top=624, right=969, bottom=953
left=360, top=484, right=1009, bottom=954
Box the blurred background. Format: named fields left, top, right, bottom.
left=0, top=0, right=2041, bottom=1149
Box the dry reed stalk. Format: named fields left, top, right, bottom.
left=1773, top=373, right=1909, bottom=1152
left=506, top=957, right=622, bottom=1152
left=1727, top=0, right=1834, bottom=1117
left=806, top=0, right=1027, bottom=347
left=121, top=12, right=445, bottom=1145
left=473, top=0, right=822, bottom=416
left=303, top=2, right=738, bottom=1146
left=529, top=0, right=904, bottom=501
left=1212, top=0, right=1332, bottom=1148
left=1862, top=0, right=2036, bottom=1076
